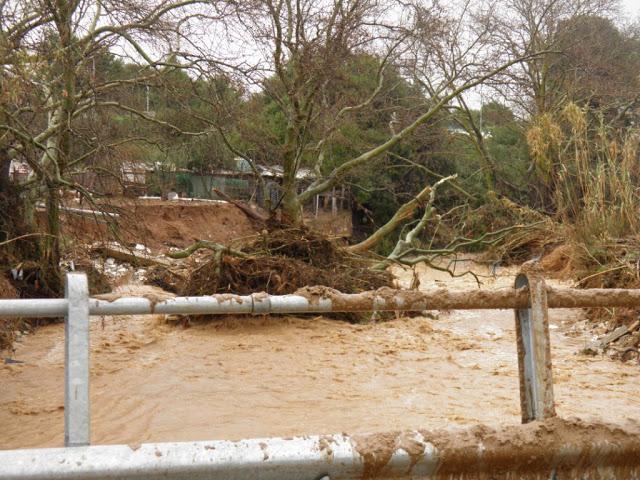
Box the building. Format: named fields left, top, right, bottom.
left=9, top=160, right=31, bottom=184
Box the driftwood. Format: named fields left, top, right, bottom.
left=587, top=320, right=640, bottom=350
left=91, top=245, right=171, bottom=267
left=213, top=188, right=268, bottom=222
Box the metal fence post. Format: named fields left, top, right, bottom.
left=514, top=264, right=556, bottom=423
left=64, top=272, right=90, bottom=447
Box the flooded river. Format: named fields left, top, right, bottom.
left=1, top=263, right=639, bottom=449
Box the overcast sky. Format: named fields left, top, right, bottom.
left=622, top=0, right=640, bottom=18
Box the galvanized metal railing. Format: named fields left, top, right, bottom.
left=1, top=267, right=640, bottom=479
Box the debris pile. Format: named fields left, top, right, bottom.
left=465, top=195, right=558, bottom=264
left=581, top=243, right=640, bottom=364
left=582, top=311, right=640, bottom=364
left=145, top=264, right=186, bottom=294
left=89, top=241, right=183, bottom=287
left=542, top=240, right=640, bottom=364
left=72, top=259, right=113, bottom=294
left=180, top=228, right=393, bottom=321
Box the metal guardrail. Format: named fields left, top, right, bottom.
left=1, top=267, right=639, bottom=478
left=2, top=424, right=640, bottom=479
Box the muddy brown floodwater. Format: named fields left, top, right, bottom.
left=1, top=262, right=639, bottom=450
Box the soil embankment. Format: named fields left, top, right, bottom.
left=1, top=263, right=639, bottom=449
left=58, top=199, right=258, bottom=249
left=56, top=198, right=352, bottom=250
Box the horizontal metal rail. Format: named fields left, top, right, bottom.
left=2, top=421, right=640, bottom=479
left=35, top=203, right=120, bottom=219
left=1, top=286, right=640, bottom=318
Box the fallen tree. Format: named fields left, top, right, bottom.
left=347, top=175, right=457, bottom=255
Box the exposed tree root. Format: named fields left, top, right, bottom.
left=180, top=228, right=392, bottom=321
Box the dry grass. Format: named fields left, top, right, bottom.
left=529, top=103, right=640, bottom=348
left=527, top=103, right=640, bottom=251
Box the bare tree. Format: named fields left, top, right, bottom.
left=0, top=0, right=219, bottom=292
left=195, top=0, right=546, bottom=230
left=477, top=0, right=617, bottom=116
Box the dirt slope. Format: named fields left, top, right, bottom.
left=59, top=199, right=352, bottom=251
left=59, top=199, right=259, bottom=250
left=1, top=263, right=639, bottom=449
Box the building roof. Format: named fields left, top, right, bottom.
left=122, top=162, right=155, bottom=172
left=257, top=164, right=315, bottom=180
left=9, top=160, right=31, bottom=175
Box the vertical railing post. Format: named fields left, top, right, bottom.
left=64, top=272, right=90, bottom=447
left=514, top=264, right=556, bottom=423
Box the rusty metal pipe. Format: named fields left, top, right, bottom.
left=86, top=286, right=640, bottom=316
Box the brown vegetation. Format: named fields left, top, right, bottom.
left=528, top=102, right=640, bottom=359
left=180, top=228, right=392, bottom=321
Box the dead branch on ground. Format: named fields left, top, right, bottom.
left=166, top=240, right=249, bottom=260
left=395, top=222, right=545, bottom=264
left=212, top=188, right=268, bottom=222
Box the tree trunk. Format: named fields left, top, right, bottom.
left=476, top=136, right=497, bottom=193
left=37, top=0, right=76, bottom=295
left=348, top=175, right=456, bottom=255
left=42, top=185, right=62, bottom=294
left=281, top=182, right=303, bottom=225
left=0, top=147, right=10, bottom=193
left=280, top=128, right=304, bottom=225
left=347, top=195, right=426, bottom=253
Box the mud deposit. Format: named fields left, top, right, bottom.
left=1, top=264, right=639, bottom=449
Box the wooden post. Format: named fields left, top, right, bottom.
left=331, top=187, right=337, bottom=217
